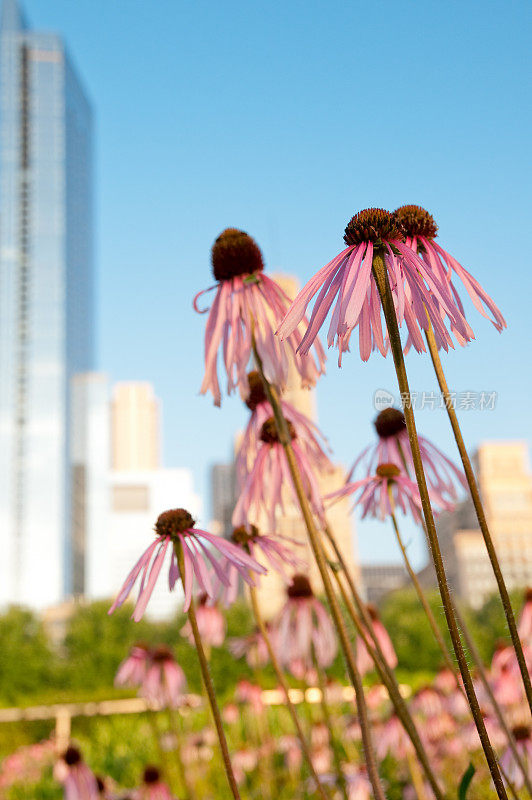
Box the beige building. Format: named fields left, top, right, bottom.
left=431, top=441, right=532, bottom=609
left=111, top=383, right=160, bottom=471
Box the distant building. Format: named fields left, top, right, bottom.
left=361, top=563, right=408, bottom=605
left=422, top=441, right=532, bottom=609
left=0, top=0, right=93, bottom=608
left=83, top=380, right=201, bottom=618
left=210, top=462, right=237, bottom=538
left=111, top=383, right=160, bottom=472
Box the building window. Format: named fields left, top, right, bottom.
left=112, top=485, right=149, bottom=512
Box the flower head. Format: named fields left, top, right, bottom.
left=273, top=574, right=337, bottom=676
left=181, top=594, right=226, bottom=647
left=277, top=207, right=470, bottom=364
left=236, top=371, right=333, bottom=486
left=141, top=646, right=186, bottom=709
left=233, top=419, right=325, bottom=531
left=115, top=642, right=151, bottom=688
left=195, top=228, right=325, bottom=406
left=356, top=605, right=397, bottom=676
left=54, top=746, right=99, bottom=800
left=500, top=726, right=532, bottom=791
left=351, top=407, right=466, bottom=510
left=108, top=508, right=266, bottom=620
left=327, top=462, right=425, bottom=522
left=395, top=204, right=506, bottom=343
left=138, top=766, right=175, bottom=800
left=229, top=624, right=275, bottom=668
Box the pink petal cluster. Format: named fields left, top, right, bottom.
left=181, top=594, right=226, bottom=647
left=229, top=626, right=275, bottom=669
left=277, top=208, right=470, bottom=364
left=327, top=464, right=425, bottom=522
left=273, top=575, right=337, bottom=675
left=393, top=204, right=505, bottom=342
left=108, top=510, right=266, bottom=621
left=141, top=646, right=186, bottom=709
left=115, top=643, right=151, bottom=688
left=233, top=435, right=324, bottom=531
left=54, top=747, right=99, bottom=800
left=237, top=381, right=332, bottom=487
left=356, top=606, right=398, bottom=676
left=352, top=407, right=466, bottom=510
left=196, top=229, right=325, bottom=406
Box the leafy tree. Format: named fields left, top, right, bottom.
left=0, top=607, right=58, bottom=705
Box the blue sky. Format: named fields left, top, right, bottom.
left=26, top=0, right=532, bottom=567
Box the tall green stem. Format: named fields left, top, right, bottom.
left=174, top=544, right=242, bottom=800
left=251, top=339, right=387, bottom=800
left=387, top=486, right=461, bottom=692
left=425, top=325, right=532, bottom=716
left=327, top=553, right=446, bottom=800
left=392, top=451, right=531, bottom=792
left=453, top=602, right=532, bottom=797
left=371, top=250, right=507, bottom=799
left=248, top=585, right=332, bottom=800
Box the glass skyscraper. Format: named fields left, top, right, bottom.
left=0, top=0, right=93, bottom=608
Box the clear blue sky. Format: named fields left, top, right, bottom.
left=26, top=0, right=532, bottom=568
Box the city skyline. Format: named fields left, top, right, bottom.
left=1, top=0, right=530, bottom=582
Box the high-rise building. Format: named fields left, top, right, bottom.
left=422, top=441, right=532, bottom=608
left=0, top=0, right=93, bottom=608
left=111, top=383, right=160, bottom=472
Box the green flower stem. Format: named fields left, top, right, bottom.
left=425, top=324, right=532, bottom=717
left=387, top=485, right=461, bottom=692
left=453, top=601, right=532, bottom=797
left=326, top=548, right=446, bottom=800
left=251, top=337, right=387, bottom=800
left=174, top=544, right=242, bottom=800
left=248, top=585, right=332, bottom=800
left=393, top=452, right=532, bottom=793
left=372, top=250, right=507, bottom=800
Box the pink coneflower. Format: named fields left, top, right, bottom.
left=277, top=208, right=470, bottom=363
left=352, top=407, right=467, bottom=509
left=356, top=605, right=397, bottom=676
left=115, top=642, right=151, bottom=688
left=395, top=204, right=506, bottom=343
left=140, top=646, right=186, bottom=709
left=108, top=508, right=265, bottom=620
left=327, top=462, right=426, bottom=522
left=375, top=714, right=414, bottom=760
left=500, top=725, right=532, bottom=790
left=273, top=575, right=337, bottom=676
left=236, top=371, right=333, bottom=485
left=229, top=625, right=274, bottom=669
left=518, top=588, right=532, bottom=645
left=411, top=686, right=446, bottom=718
left=344, top=766, right=372, bottom=800
left=235, top=680, right=264, bottom=714
left=195, top=228, right=325, bottom=406
left=181, top=593, right=226, bottom=647
left=54, top=747, right=99, bottom=800
left=137, top=766, right=175, bottom=800
left=232, top=419, right=325, bottom=530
